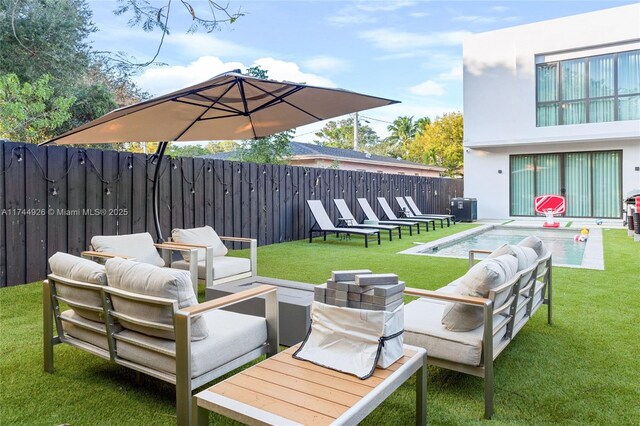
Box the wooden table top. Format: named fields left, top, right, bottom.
left=198, top=345, right=420, bottom=426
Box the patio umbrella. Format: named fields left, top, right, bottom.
left=40, top=70, right=399, bottom=240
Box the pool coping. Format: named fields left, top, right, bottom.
left=399, top=224, right=604, bottom=270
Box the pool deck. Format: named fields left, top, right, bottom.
left=401, top=219, right=607, bottom=270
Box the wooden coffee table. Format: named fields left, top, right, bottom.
left=194, top=344, right=427, bottom=425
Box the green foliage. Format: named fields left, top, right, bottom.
left=313, top=117, right=380, bottom=151
left=0, top=0, right=94, bottom=94
left=165, top=144, right=211, bottom=158
left=407, top=112, right=463, bottom=176
left=0, top=74, right=75, bottom=143
left=63, top=83, right=117, bottom=132
left=235, top=130, right=293, bottom=164
left=205, top=140, right=239, bottom=154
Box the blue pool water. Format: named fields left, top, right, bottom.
left=420, top=226, right=587, bottom=266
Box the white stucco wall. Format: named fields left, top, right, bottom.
left=463, top=4, right=640, bottom=219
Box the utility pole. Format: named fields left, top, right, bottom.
left=353, top=112, right=359, bottom=151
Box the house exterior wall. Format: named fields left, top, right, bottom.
left=463, top=4, right=640, bottom=219
left=288, top=158, right=442, bottom=177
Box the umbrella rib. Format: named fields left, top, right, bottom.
left=184, top=91, right=245, bottom=115
left=172, top=98, right=242, bottom=115
left=237, top=78, right=258, bottom=139
left=173, top=80, right=245, bottom=140
left=242, top=81, right=323, bottom=121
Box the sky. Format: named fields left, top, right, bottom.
left=87, top=0, right=636, bottom=143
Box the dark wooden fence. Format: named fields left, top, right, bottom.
left=0, top=140, right=463, bottom=287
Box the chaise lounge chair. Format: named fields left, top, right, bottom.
left=357, top=198, right=420, bottom=236
left=377, top=197, right=435, bottom=231
left=307, top=200, right=381, bottom=248
left=396, top=197, right=446, bottom=228
left=333, top=199, right=401, bottom=241
left=405, top=195, right=456, bottom=226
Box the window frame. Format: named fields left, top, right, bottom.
left=536, top=49, right=639, bottom=126
left=509, top=150, right=622, bottom=218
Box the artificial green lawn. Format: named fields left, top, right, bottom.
left=1, top=225, right=638, bottom=425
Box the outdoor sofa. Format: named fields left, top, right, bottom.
left=402, top=236, right=552, bottom=419
left=43, top=253, right=279, bottom=426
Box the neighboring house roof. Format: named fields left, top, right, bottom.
left=202, top=141, right=445, bottom=172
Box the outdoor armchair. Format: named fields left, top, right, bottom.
left=404, top=196, right=456, bottom=226
left=44, top=253, right=278, bottom=426
left=333, top=198, right=401, bottom=241
left=81, top=232, right=199, bottom=293
left=357, top=197, right=421, bottom=236
left=307, top=200, right=381, bottom=247
left=167, top=226, right=257, bottom=289
left=377, top=197, right=436, bottom=231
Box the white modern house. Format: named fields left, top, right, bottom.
left=463, top=4, right=640, bottom=219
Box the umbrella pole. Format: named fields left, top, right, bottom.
left=152, top=141, right=169, bottom=242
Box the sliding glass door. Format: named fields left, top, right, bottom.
left=510, top=150, right=621, bottom=218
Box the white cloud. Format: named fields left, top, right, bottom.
left=253, top=58, right=337, bottom=87
left=134, top=56, right=336, bottom=96
left=438, top=65, right=463, bottom=81
left=302, top=56, right=351, bottom=74
left=409, top=12, right=429, bottom=18
left=451, top=15, right=498, bottom=24
left=165, top=33, right=264, bottom=58
left=355, top=1, right=417, bottom=12
left=409, top=80, right=445, bottom=96
left=359, top=28, right=470, bottom=53
left=491, top=6, right=509, bottom=13
left=327, top=12, right=377, bottom=26
left=134, top=56, right=246, bottom=95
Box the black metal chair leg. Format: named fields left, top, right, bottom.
left=377, top=232, right=381, bottom=245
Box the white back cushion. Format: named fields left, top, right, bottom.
left=518, top=235, right=545, bottom=258
left=105, top=258, right=208, bottom=341
left=171, top=226, right=228, bottom=262
left=49, top=252, right=107, bottom=322
left=91, top=232, right=164, bottom=267
left=307, top=200, right=335, bottom=229
left=488, top=243, right=538, bottom=271
left=441, top=255, right=518, bottom=332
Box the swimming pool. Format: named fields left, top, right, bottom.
left=401, top=225, right=603, bottom=269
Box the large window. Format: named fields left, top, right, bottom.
left=536, top=50, right=640, bottom=126
left=510, top=151, right=621, bottom=218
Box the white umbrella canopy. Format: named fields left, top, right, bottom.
left=41, top=70, right=399, bottom=145
left=39, top=70, right=399, bottom=240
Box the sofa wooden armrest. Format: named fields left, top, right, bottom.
left=81, top=250, right=136, bottom=261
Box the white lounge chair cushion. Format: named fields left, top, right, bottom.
left=171, top=256, right=251, bottom=280
left=517, top=235, right=545, bottom=258
left=60, top=309, right=122, bottom=351
left=91, top=232, right=165, bottom=267
left=404, top=298, right=509, bottom=366
left=49, top=252, right=107, bottom=322
left=441, top=255, right=518, bottom=331
left=171, top=226, right=228, bottom=262
left=105, top=258, right=208, bottom=341
left=116, top=309, right=267, bottom=378
left=489, top=244, right=538, bottom=271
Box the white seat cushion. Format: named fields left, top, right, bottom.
left=49, top=252, right=107, bottom=322
left=106, top=258, right=208, bottom=341
left=61, top=310, right=122, bottom=351
left=91, top=233, right=164, bottom=267
left=171, top=226, right=228, bottom=262
left=116, top=309, right=267, bottom=378
left=172, top=256, right=251, bottom=280
left=404, top=298, right=508, bottom=366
